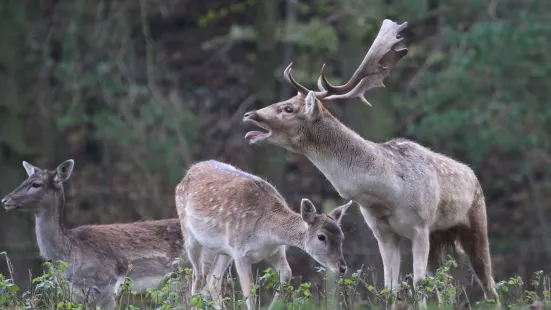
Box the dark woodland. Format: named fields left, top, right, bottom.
left=0, top=0, right=550, bottom=307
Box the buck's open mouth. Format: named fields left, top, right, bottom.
left=243, top=119, right=272, bottom=144
left=3, top=204, right=19, bottom=211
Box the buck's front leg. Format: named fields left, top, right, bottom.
left=235, top=257, right=255, bottom=310
left=266, top=246, right=292, bottom=310
left=360, top=208, right=401, bottom=292
left=412, top=227, right=430, bottom=309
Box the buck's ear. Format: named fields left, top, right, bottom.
left=53, top=159, right=74, bottom=183
left=300, top=198, right=317, bottom=224
left=22, top=161, right=41, bottom=177
left=304, top=91, right=322, bottom=120
left=328, top=200, right=354, bottom=224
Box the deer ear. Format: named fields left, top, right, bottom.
left=304, top=91, right=321, bottom=120
left=328, top=200, right=354, bottom=224
left=22, top=161, right=41, bottom=177
left=53, top=159, right=74, bottom=183
left=300, top=198, right=317, bottom=224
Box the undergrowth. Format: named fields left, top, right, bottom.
left=1, top=252, right=549, bottom=309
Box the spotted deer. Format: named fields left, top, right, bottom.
left=1, top=159, right=216, bottom=309
left=242, top=19, right=499, bottom=306
left=175, top=160, right=352, bottom=309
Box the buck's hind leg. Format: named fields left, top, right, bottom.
left=458, top=207, right=499, bottom=304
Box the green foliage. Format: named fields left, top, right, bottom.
left=0, top=274, right=20, bottom=308
left=1, top=0, right=198, bottom=183
left=402, top=0, right=551, bottom=180
left=1, top=254, right=551, bottom=309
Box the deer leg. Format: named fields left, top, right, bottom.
left=201, top=249, right=218, bottom=284
left=234, top=258, right=255, bottom=310
left=458, top=217, right=499, bottom=303
left=205, top=254, right=233, bottom=308
left=412, top=227, right=430, bottom=309
left=360, top=208, right=401, bottom=292
left=377, top=238, right=401, bottom=292
left=95, top=285, right=117, bottom=310
left=185, top=233, right=204, bottom=297
left=70, top=279, right=116, bottom=310
left=266, top=246, right=292, bottom=310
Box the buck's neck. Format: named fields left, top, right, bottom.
left=35, top=187, right=71, bottom=261
left=267, top=207, right=308, bottom=249
left=301, top=114, right=384, bottom=199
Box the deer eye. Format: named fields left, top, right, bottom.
left=31, top=182, right=42, bottom=188
left=284, top=106, right=294, bottom=114
left=317, top=235, right=326, bottom=242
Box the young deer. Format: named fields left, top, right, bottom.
left=242, top=19, right=499, bottom=305
left=1, top=159, right=215, bottom=309
left=175, top=160, right=352, bottom=309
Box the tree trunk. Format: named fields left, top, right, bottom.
left=251, top=0, right=283, bottom=184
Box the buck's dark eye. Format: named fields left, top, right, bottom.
left=284, top=106, right=293, bottom=113
left=317, top=235, right=326, bottom=242
left=31, top=182, right=42, bottom=188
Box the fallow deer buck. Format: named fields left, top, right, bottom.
left=242, top=19, right=499, bottom=306
left=1, top=159, right=216, bottom=309
left=175, top=160, right=352, bottom=309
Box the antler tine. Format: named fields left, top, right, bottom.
left=283, top=62, right=310, bottom=96
left=316, top=64, right=329, bottom=92
left=317, top=19, right=409, bottom=103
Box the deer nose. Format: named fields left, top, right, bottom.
left=337, top=260, right=347, bottom=274
left=243, top=111, right=257, bottom=120
left=1, top=197, right=9, bottom=205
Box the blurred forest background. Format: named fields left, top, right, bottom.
left=0, top=0, right=550, bottom=301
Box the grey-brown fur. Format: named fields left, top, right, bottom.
left=242, top=19, right=499, bottom=307
left=0, top=160, right=210, bottom=309
left=175, top=160, right=352, bottom=310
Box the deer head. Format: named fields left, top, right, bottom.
left=301, top=198, right=353, bottom=274
left=243, top=19, right=408, bottom=152
left=1, top=159, right=74, bottom=213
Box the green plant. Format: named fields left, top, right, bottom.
left=2, top=252, right=551, bottom=309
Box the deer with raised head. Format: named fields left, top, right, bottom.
left=1, top=159, right=216, bottom=309
left=175, top=159, right=352, bottom=309
left=242, top=19, right=499, bottom=306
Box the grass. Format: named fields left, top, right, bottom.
left=0, top=251, right=550, bottom=310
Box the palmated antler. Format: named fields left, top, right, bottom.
left=283, top=19, right=408, bottom=106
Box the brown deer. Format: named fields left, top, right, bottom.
left=175, top=160, right=352, bottom=309
left=242, top=19, right=499, bottom=306
left=1, top=159, right=216, bottom=309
